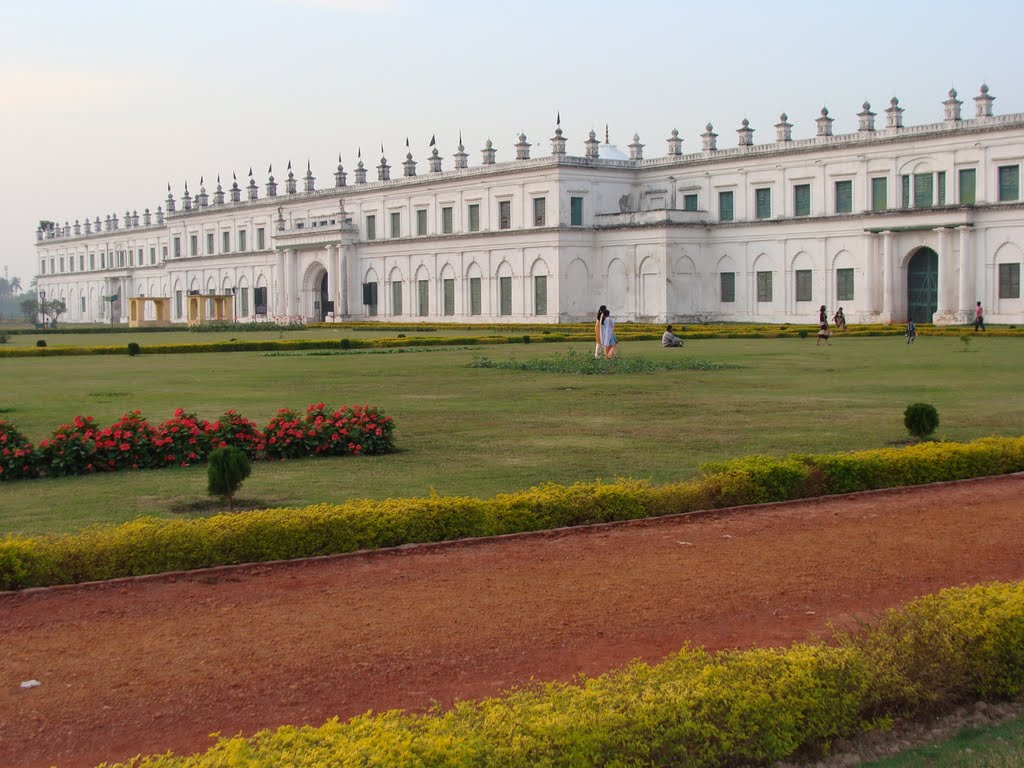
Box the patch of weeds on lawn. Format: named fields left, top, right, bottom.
left=469, top=349, right=738, bottom=375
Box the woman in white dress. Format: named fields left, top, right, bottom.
left=601, top=309, right=617, bottom=359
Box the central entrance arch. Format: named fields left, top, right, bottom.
left=301, top=262, right=329, bottom=321
left=906, top=247, right=938, bottom=324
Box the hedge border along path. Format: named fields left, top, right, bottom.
left=92, top=581, right=1024, bottom=768
left=2, top=435, right=1023, bottom=591
left=3, top=323, right=1021, bottom=357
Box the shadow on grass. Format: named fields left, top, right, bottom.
left=167, top=498, right=277, bottom=515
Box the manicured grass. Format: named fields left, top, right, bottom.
left=2, top=332, right=1022, bottom=536
left=864, top=714, right=1024, bottom=767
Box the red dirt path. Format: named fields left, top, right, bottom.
left=2, top=475, right=1023, bottom=768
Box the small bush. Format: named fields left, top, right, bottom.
left=799, top=329, right=809, bottom=339
left=127, top=342, right=141, bottom=356
left=35, top=339, right=46, bottom=348
left=207, top=446, right=252, bottom=511
left=904, top=402, right=940, bottom=439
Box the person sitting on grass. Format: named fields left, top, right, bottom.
left=661, top=325, right=684, bottom=347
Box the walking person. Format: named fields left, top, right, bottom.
left=974, top=301, right=986, bottom=332
left=594, top=305, right=607, bottom=358
left=601, top=308, right=618, bottom=359
left=816, top=305, right=831, bottom=347
left=906, top=318, right=917, bottom=344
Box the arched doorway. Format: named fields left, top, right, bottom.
left=301, top=262, right=329, bottom=321
left=318, top=272, right=329, bottom=321
left=907, top=247, right=938, bottom=324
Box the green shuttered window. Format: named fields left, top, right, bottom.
left=755, top=188, right=771, bottom=219
left=901, top=175, right=911, bottom=209
left=937, top=172, right=946, bottom=206
left=871, top=177, right=888, bottom=211
left=837, top=268, right=855, bottom=301
left=391, top=281, right=402, bottom=316
left=795, top=269, right=812, bottom=302
left=443, top=279, right=455, bottom=316
left=534, top=275, right=547, bottom=315
left=914, top=173, right=933, bottom=208
left=719, top=191, right=734, bottom=222
left=470, top=277, right=482, bottom=315
left=683, top=193, right=698, bottom=211
left=720, top=272, right=735, bottom=302
left=794, top=184, right=810, bottom=217
left=756, top=270, right=772, bottom=302
left=417, top=280, right=429, bottom=316
left=468, top=204, right=480, bottom=232
left=959, top=169, right=976, bottom=204
left=999, top=263, right=1021, bottom=298
left=998, top=165, right=1020, bottom=202
left=442, top=206, right=453, bottom=234
left=835, top=180, right=853, bottom=214
left=499, top=276, right=512, bottom=315
left=570, top=197, right=584, bottom=226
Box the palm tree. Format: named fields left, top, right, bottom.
left=0, top=278, right=11, bottom=299
left=10, top=276, right=21, bottom=294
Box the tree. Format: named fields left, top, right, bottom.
left=19, top=297, right=38, bottom=324
left=43, top=299, right=66, bottom=325
left=0, top=278, right=10, bottom=299
left=10, top=276, right=21, bottom=294
left=207, top=446, right=252, bottom=511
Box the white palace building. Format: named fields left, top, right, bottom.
left=34, top=84, right=1024, bottom=327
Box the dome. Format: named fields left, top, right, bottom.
left=598, top=142, right=629, bottom=160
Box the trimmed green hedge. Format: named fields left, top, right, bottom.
left=96, top=581, right=1024, bottom=768
left=2, top=436, right=1022, bottom=591
left=4, top=323, right=1019, bottom=357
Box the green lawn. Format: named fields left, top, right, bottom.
left=864, top=713, right=1024, bottom=767
left=2, top=333, right=1022, bottom=536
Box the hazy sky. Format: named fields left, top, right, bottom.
left=2, top=0, right=1022, bottom=285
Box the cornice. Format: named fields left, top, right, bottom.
left=36, top=113, right=1024, bottom=249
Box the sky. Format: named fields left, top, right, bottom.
left=2, top=0, right=1023, bottom=286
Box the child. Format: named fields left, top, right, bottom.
left=906, top=318, right=916, bottom=344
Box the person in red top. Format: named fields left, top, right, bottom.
left=974, top=301, right=986, bottom=332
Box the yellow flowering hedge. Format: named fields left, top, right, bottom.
left=6, top=322, right=1018, bottom=358
left=96, top=581, right=1024, bottom=768
left=2, top=436, right=1022, bottom=591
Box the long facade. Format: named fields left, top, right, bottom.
left=34, top=85, right=1024, bottom=326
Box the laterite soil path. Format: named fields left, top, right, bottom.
left=2, top=474, right=1023, bottom=768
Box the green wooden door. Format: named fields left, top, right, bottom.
left=907, top=248, right=938, bottom=324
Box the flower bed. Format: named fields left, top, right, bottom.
left=1, top=404, right=395, bottom=481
